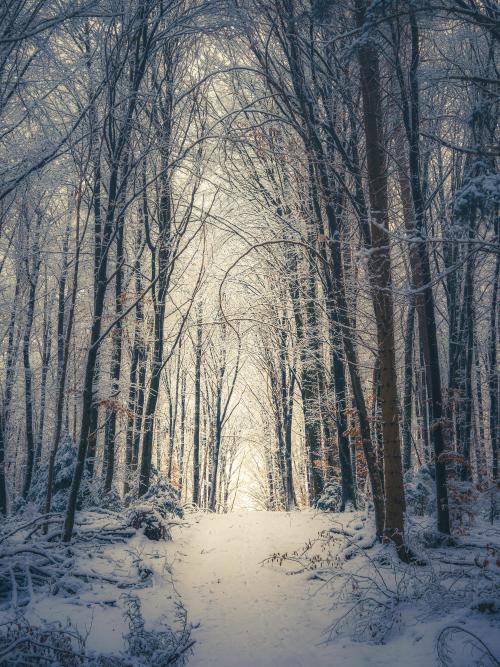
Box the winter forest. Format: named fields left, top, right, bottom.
left=0, top=0, right=499, bottom=665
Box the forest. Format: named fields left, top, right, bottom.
left=0, top=0, right=498, bottom=665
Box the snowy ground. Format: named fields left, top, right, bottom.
left=1, top=509, right=499, bottom=665
left=172, top=510, right=334, bottom=667
left=172, top=510, right=500, bottom=667
left=0, top=511, right=192, bottom=663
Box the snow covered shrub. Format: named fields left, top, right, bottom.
left=126, top=477, right=183, bottom=541
left=469, top=480, right=500, bottom=526
left=486, top=481, right=500, bottom=524
left=419, top=529, right=456, bottom=549
left=99, top=487, right=124, bottom=511
left=0, top=604, right=192, bottom=666
left=316, top=480, right=342, bottom=512
left=454, top=172, right=500, bottom=218
left=13, top=437, right=77, bottom=515
left=404, top=464, right=435, bottom=516
left=49, top=437, right=77, bottom=508
left=73, top=461, right=125, bottom=513
left=326, top=550, right=473, bottom=645
left=437, top=625, right=500, bottom=667
left=123, top=594, right=193, bottom=666
left=0, top=616, right=87, bottom=666
left=127, top=504, right=171, bottom=541
left=141, top=478, right=184, bottom=520
left=79, top=479, right=124, bottom=513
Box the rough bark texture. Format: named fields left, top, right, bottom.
left=192, top=310, right=203, bottom=506
left=356, top=11, right=407, bottom=550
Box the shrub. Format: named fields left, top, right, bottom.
left=126, top=476, right=183, bottom=541
left=123, top=594, right=193, bottom=665
left=0, top=617, right=87, bottom=666
left=0, top=604, right=193, bottom=666
left=126, top=504, right=171, bottom=541
left=404, top=464, right=435, bottom=516
left=141, top=478, right=184, bottom=520
left=316, top=480, right=343, bottom=512
left=13, top=437, right=77, bottom=515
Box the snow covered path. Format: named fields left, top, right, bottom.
left=172, top=510, right=336, bottom=667
left=7, top=509, right=496, bottom=666
left=171, top=510, right=500, bottom=667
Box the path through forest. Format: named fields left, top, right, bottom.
left=172, top=511, right=478, bottom=667
left=173, top=510, right=336, bottom=667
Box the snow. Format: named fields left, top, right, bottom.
left=172, top=510, right=334, bottom=667
left=2, top=509, right=499, bottom=665
left=1, top=513, right=189, bottom=660
left=171, top=510, right=500, bottom=667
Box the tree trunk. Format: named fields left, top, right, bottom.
left=35, top=279, right=51, bottom=466
left=62, top=168, right=119, bottom=541
left=63, top=13, right=150, bottom=536
left=402, top=301, right=415, bottom=472
left=45, top=190, right=82, bottom=522
left=399, top=8, right=451, bottom=533
left=103, top=139, right=132, bottom=492
left=356, top=0, right=407, bottom=552
left=284, top=362, right=296, bottom=510
left=0, top=270, right=22, bottom=514
left=208, top=362, right=225, bottom=511
left=192, top=306, right=203, bottom=505
left=329, top=316, right=356, bottom=510
left=124, top=233, right=145, bottom=496
left=22, top=215, right=41, bottom=499
left=179, top=369, right=187, bottom=496
left=138, top=78, right=174, bottom=496
left=489, top=229, right=499, bottom=479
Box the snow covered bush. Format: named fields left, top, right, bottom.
left=140, top=478, right=184, bottom=520
left=10, top=437, right=124, bottom=518
left=78, top=477, right=124, bottom=514
left=0, top=616, right=89, bottom=666
left=404, top=464, right=435, bottom=516
left=123, top=594, right=193, bottom=666
left=13, top=437, right=77, bottom=515
left=126, top=477, right=183, bottom=541
left=484, top=481, right=500, bottom=524
left=316, top=479, right=342, bottom=512
left=454, top=171, right=500, bottom=218
left=126, top=504, right=171, bottom=541
left=0, top=601, right=193, bottom=666
left=448, top=479, right=479, bottom=534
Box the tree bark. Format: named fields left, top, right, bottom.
left=192, top=305, right=203, bottom=506
left=45, top=189, right=82, bottom=522
left=0, top=270, right=22, bottom=514
left=356, top=0, right=407, bottom=552
left=22, top=212, right=41, bottom=498
left=396, top=7, right=451, bottom=533
left=489, top=226, right=499, bottom=479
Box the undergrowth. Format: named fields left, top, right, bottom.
left=263, top=509, right=500, bottom=658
